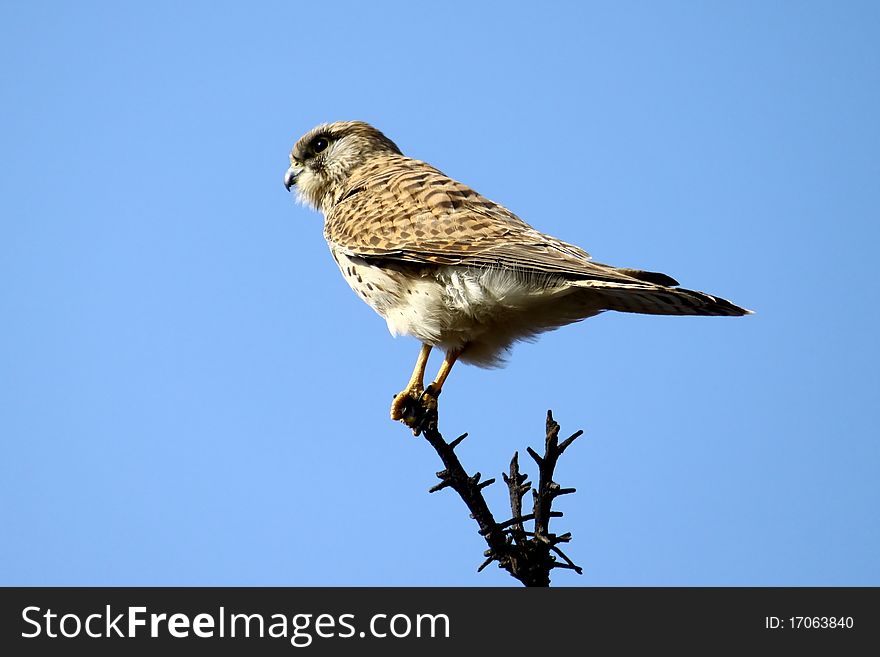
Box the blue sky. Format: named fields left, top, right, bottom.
left=1, top=1, right=878, bottom=586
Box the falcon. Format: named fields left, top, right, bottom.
left=284, top=121, right=750, bottom=429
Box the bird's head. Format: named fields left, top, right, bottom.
left=284, top=121, right=402, bottom=213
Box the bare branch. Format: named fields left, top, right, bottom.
left=403, top=402, right=584, bottom=586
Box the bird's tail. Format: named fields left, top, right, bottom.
left=574, top=279, right=752, bottom=317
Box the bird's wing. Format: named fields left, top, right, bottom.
left=324, top=155, right=667, bottom=285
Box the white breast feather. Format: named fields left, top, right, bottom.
left=332, top=246, right=601, bottom=368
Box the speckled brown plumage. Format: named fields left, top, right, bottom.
left=324, top=154, right=610, bottom=277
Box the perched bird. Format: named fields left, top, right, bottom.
left=284, top=121, right=750, bottom=428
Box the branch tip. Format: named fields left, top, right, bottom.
left=428, top=480, right=452, bottom=494
left=526, top=446, right=543, bottom=466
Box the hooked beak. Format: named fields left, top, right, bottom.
left=284, top=165, right=303, bottom=191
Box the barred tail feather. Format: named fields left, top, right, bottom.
left=575, top=280, right=752, bottom=317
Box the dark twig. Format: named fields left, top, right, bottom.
left=530, top=411, right=583, bottom=544
left=408, top=403, right=584, bottom=586
left=492, top=512, right=562, bottom=533
left=421, top=424, right=511, bottom=571
left=548, top=544, right=584, bottom=575
left=502, top=452, right=531, bottom=546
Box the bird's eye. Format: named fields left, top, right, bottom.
left=312, top=137, right=329, bottom=154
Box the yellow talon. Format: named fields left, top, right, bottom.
left=390, top=385, right=423, bottom=422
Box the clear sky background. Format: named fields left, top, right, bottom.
left=1, top=1, right=878, bottom=586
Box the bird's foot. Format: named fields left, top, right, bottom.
left=391, top=384, right=439, bottom=435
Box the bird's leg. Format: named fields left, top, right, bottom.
left=390, top=343, right=432, bottom=425
left=420, top=348, right=462, bottom=407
